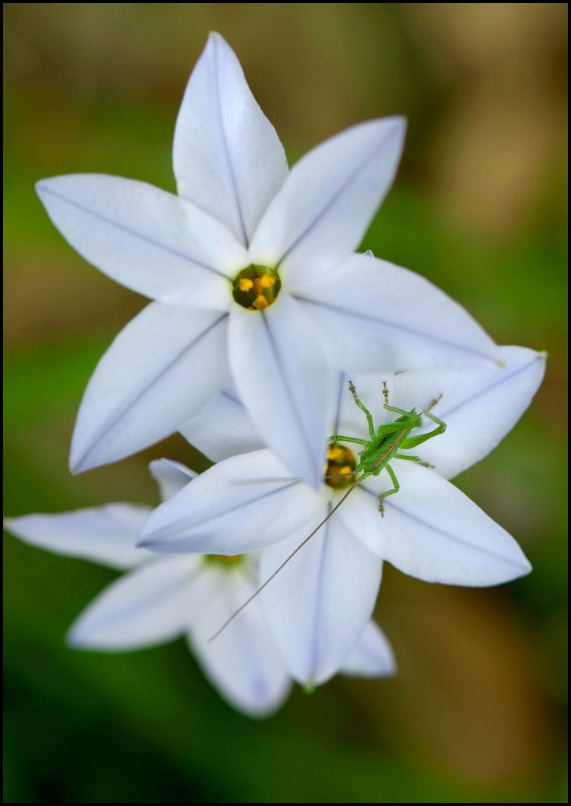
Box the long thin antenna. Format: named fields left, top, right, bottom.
left=208, top=480, right=361, bottom=642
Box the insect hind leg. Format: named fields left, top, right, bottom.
left=424, top=393, right=443, bottom=413
left=394, top=452, right=435, bottom=468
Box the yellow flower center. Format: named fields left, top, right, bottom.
left=232, top=265, right=281, bottom=310
left=323, top=443, right=357, bottom=489
left=206, top=554, right=244, bottom=567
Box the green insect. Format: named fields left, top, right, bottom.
left=327, top=380, right=446, bottom=515
left=210, top=380, right=446, bottom=641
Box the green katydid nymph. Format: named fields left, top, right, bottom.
left=209, top=380, right=446, bottom=641
left=325, top=379, right=446, bottom=515
left=275, top=378, right=448, bottom=567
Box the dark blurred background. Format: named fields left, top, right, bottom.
left=4, top=4, right=567, bottom=803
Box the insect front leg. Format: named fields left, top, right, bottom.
left=382, top=381, right=414, bottom=420
left=378, top=463, right=400, bottom=516
left=329, top=435, right=369, bottom=446
left=348, top=380, right=376, bottom=440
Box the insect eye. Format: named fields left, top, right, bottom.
left=324, top=443, right=357, bottom=489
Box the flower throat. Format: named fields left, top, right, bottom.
left=232, top=265, right=281, bottom=310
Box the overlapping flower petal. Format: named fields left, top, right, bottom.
left=5, top=457, right=396, bottom=714
left=140, top=450, right=320, bottom=555
left=70, top=304, right=229, bottom=472
left=293, top=253, right=500, bottom=371
left=142, top=349, right=544, bottom=680
left=332, top=345, right=546, bottom=478
left=249, top=117, right=405, bottom=270
left=4, top=505, right=149, bottom=570
left=340, top=620, right=396, bottom=678
left=36, top=32, right=500, bottom=486
left=259, top=517, right=383, bottom=685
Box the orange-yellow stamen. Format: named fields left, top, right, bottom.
left=231, top=265, right=281, bottom=311
left=324, top=443, right=357, bottom=490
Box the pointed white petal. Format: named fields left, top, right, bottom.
left=181, top=387, right=265, bottom=462
left=228, top=296, right=336, bottom=487
left=341, top=620, right=396, bottom=678
left=4, top=506, right=151, bottom=569
left=334, top=482, right=388, bottom=555
left=260, top=515, right=383, bottom=685
left=36, top=175, right=246, bottom=309
left=250, top=117, right=406, bottom=271
left=140, top=450, right=322, bottom=555
left=173, top=33, right=288, bottom=246
left=353, top=463, right=531, bottom=586
left=188, top=564, right=292, bottom=717
left=148, top=459, right=196, bottom=502
left=68, top=556, right=200, bottom=650
left=294, top=253, right=499, bottom=371
left=70, top=303, right=229, bottom=473
left=385, top=346, right=547, bottom=479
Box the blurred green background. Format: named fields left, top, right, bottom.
left=4, top=3, right=567, bottom=802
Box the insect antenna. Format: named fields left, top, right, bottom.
left=208, top=479, right=362, bottom=642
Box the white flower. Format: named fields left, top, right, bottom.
left=36, top=32, right=499, bottom=487
left=4, top=460, right=396, bottom=716
left=140, top=346, right=546, bottom=685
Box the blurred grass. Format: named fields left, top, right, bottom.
left=4, top=3, right=567, bottom=803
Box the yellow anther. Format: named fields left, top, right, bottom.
left=324, top=442, right=357, bottom=490
left=232, top=265, right=281, bottom=311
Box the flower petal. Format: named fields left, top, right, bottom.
left=228, top=295, right=336, bottom=487
left=352, top=463, right=531, bottom=586
left=148, top=459, right=196, bottom=502
left=140, top=450, right=321, bottom=555
left=173, top=33, right=288, bottom=246
left=260, top=515, right=383, bottom=685
left=4, top=506, right=151, bottom=569
left=250, top=117, right=406, bottom=271
left=293, top=253, right=499, bottom=371
left=68, top=556, right=200, bottom=650
left=340, top=620, right=396, bottom=678
left=70, top=303, right=229, bottom=473
left=36, top=175, right=246, bottom=309
left=181, top=387, right=265, bottom=462
left=188, top=563, right=292, bottom=717
left=385, top=346, right=547, bottom=479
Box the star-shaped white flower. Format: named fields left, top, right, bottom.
left=36, top=32, right=499, bottom=487
left=140, top=346, right=545, bottom=684
left=4, top=460, right=396, bottom=716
